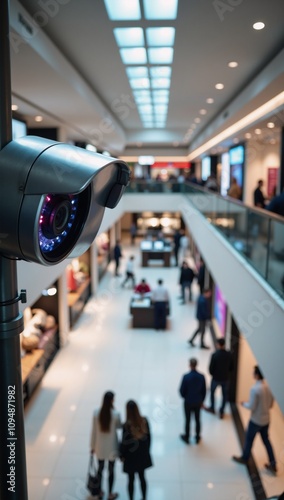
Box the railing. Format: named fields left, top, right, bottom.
left=126, top=180, right=284, bottom=300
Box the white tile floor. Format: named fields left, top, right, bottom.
left=24, top=242, right=280, bottom=500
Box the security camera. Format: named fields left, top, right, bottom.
left=0, top=136, right=130, bottom=265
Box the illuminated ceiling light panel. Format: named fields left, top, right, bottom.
left=104, top=0, right=141, bottom=20
left=267, top=122, right=275, bottom=128
left=154, top=104, right=167, bottom=114
left=120, top=47, right=147, bottom=64
left=126, top=66, right=148, bottom=78
left=130, top=77, right=150, bottom=89
left=155, top=121, right=166, bottom=128
left=152, top=95, right=169, bottom=104
left=114, top=27, right=144, bottom=47
left=206, top=97, right=214, bottom=103
left=138, top=104, right=153, bottom=114
left=134, top=95, right=152, bottom=104
left=133, top=89, right=151, bottom=98
left=150, top=66, right=172, bottom=78
left=143, top=0, right=178, bottom=19
left=146, top=27, right=175, bottom=46
left=148, top=47, right=174, bottom=64
left=151, top=77, right=171, bottom=89
left=152, top=89, right=169, bottom=97
left=215, top=83, right=224, bottom=90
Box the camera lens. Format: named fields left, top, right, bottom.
left=38, top=189, right=91, bottom=262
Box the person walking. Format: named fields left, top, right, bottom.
left=114, top=240, right=122, bottom=277
left=121, top=256, right=136, bottom=288
left=151, top=279, right=170, bottom=330
left=179, top=261, right=196, bottom=303
left=90, top=391, right=121, bottom=500
left=232, top=366, right=277, bottom=474
left=188, top=289, right=212, bottom=348
left=197, top=258, right=205, bottom=294
left=179, top=357, right=206, bottom=444
left=204, top=338, right=234, bottom=418
left=120, top=400, right=153, bottom=500
left=173, top=229, right=182, bottom=266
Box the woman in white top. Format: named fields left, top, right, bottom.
left=90, top=391, right=121, bottom=500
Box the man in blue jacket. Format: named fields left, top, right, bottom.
left=179, top=358, right=206, bottom=444
left=188, top=289, right=212, bottom=348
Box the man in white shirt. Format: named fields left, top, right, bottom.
left=232, top=366, right=277, bottom=474
left=121, top=256, right=135, bottom=288
left=151, top=279, right=169, bottom=330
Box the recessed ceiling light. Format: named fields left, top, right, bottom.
left=143, top=0, right=178, bottom=20
left=206, top=98, right=214, bottom=104
left=194, top=117, right=201, bottom=123
left=245, top=133, right=252, bottom=139
left=11, top=104, right=18, bottom=111
left=267, top=122, right=275, bottom=128
left=114, top=27, right=144, bottom=47
left=228, top=61, right=238, bottom=68
left=255, top=128, right=262, bottom=134
left=253, top=21, right=265, bottom=30
left=35, top=115, right=43, bottom=122
left=104, top=0, right=141, bottom=20
left=215, top=83, right=224, bottom=90
left=199, top=109, right=207, bottom=115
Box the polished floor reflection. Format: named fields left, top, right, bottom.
left=24, top=243, right=282, bottom=499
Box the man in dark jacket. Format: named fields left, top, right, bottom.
left=179, top=358, right=206, bottom=444
left=204, top=338, right=234, bottom=418
left=179, top=261, right=196, bottom=303
left=188, top=289, right=212, bottom=348
left=113, top=240, right=122, bottom=276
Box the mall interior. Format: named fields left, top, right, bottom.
left=1, top=1, right=284, bottom=499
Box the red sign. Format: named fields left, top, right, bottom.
left=151, top=161, right=191, bottom=169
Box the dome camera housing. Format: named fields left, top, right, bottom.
left=0, top=136, right=130, bottom=265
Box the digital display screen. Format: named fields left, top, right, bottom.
left=214, top=285, right=227, bottom=337
left=201, top=156, right=211, bottom=181
left=229, top=145, right=245, bottom=191
left=141, top=241, right=152, bottom=250
left=153, top=241, right=164, bottom=250
left=221, top=152, right=230, bottom=196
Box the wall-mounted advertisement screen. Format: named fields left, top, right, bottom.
left=229, top=145, right=245, bottom=193
left=220, top=152, right=230, bottom=196
left=214, top=285, right=227, bottom=337
left=201, top=156, right=211, bottom=181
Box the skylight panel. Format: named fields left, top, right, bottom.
left=148, top=47, right=174, bottom=64
left=126, top=67, right=149, bottom=78
left=134, top=95, right=152, bottom=104
left=143, top=0, right=178, bottom=19
left=114, top=27, right=144, bottom=47
left=154, top=104, right=168, bottom=114
left=133, top=90, right=151, bottom=98
left=130, top=78, right=150, bottom=89
left=146, top=27, right=175, bottom=46
left=104, top=0, right=141, bottom=20
left=151, top=77, right=171, bottom=89
left=150, top=66, right=172, bottom=78
left=138, top=104, right=153, bottom=114
left=120, top=47, right=147, bottom=64
left=152, top=89, right=170, bottom=97
left=152, top=95, right=169, bottom=104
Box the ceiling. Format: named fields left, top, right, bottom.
left=9, top=0, right=284, bottom=160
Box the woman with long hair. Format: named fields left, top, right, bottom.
left=120, top=400, right=153, bottom=500
left=90, top=391, right=121, bottom=500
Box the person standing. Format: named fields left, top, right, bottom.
left=173, top=229, right=181, bottom=266
left=179, top=230, right=189, bottom=261
left=179, top=358, right=206, bottom=444
left=114, top=240, right=122, bottom=276
left=253, top=179, right=266, bottom=208
left=232, top=366, right=277, bottom=474
left=121, top=256, right=136, bottom=288
left=197, top=258, right=205, bottom=294
left=227, top=177, right=242, bottom=200
left=90, top=391, right=121, bottom=500
left=188, top=289, right=212, bottom=348
left=130, top=222, right=137, bottom=245
left=120, top=400, right=152, bottom=500
left=179, top=261, right=196, bottom=303
left=204, top=338, right=234, bottom=418
left=151, top=279, right=169, bottom=330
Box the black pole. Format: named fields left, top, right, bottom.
left=0, top=1, right=29, bottom=499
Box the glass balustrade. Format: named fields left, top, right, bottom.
left=126, top=180, right=284, bottom=300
